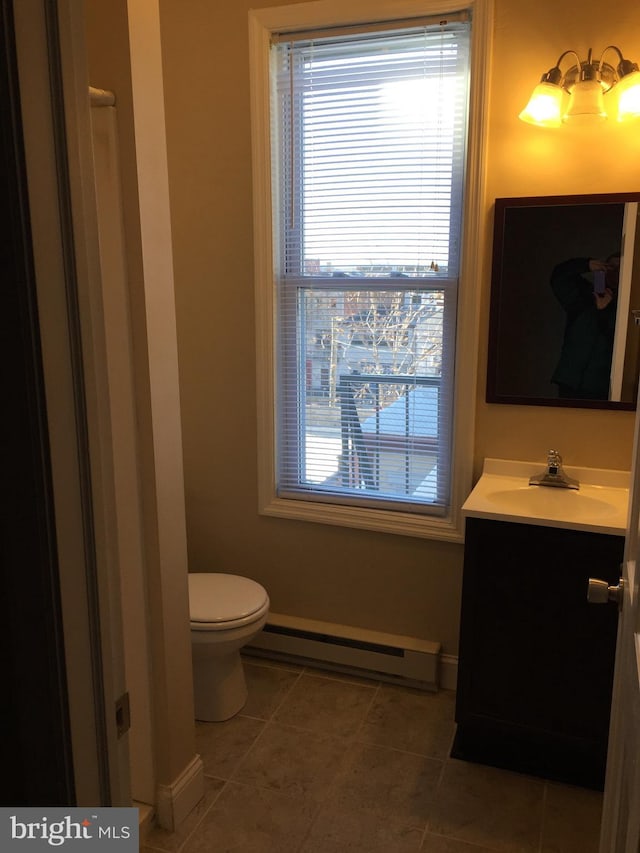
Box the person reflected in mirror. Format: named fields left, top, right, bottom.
left=551, top=253, right=621, bottom=400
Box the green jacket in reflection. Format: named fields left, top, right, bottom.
left=551, top=257, right=617, bottom=400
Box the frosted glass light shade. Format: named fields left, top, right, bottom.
left=519, top=82, right=564, bottom=127
left=563, top=79, right=606, bottom=123
left=616, top=70, right=640, bottom=120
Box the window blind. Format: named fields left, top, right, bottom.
left=272, top=18, right=470, bottom=514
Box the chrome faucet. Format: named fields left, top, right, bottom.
left=529, top=450, right=579, bottom=490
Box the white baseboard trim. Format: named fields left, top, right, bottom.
left=440, top=653, right=458, bottom=691
left=135, top=802, right=154, bottom=842
left=247, top=613, right=441, bottom=690
left=155, top=754, right=204, bottom=832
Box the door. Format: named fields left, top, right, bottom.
left=0, top=0, right=75, bottom=805
left=13, top=0, right=131, bottom=804
left=598, top=399, right=640, bottom=850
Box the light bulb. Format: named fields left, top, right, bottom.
left=616, top=69, right=640, bottom=120
left=563, top=79, right=606, bottom=123
left=519, top=82, right=564, bottom=127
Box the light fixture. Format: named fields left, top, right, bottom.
left=519, top=46, right=640, bottom=127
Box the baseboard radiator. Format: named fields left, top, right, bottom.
left=246, top=612, right=441, bottom=691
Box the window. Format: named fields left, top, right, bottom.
left=250, top=0, right=490, bottom=541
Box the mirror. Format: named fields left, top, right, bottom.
left=487, top=193, right=640, bottom=410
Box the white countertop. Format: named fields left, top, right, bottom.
left=462, top=458, right=630, bottom=535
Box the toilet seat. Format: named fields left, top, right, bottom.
left=189, top=573, right=269, bottom=631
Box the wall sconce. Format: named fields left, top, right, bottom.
left=519, top=46, right=640, bottom=127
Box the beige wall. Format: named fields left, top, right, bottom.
left=157, top=0, right=640, bottom=656
left=477, top=0, right=640, bottom=480
left=85, top=0, right=199, bottom=813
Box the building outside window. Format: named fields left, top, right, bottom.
left=250, top=0, right=490, bottom=540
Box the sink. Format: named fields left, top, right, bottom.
left=462, top=458, right=629, bottom=534
left=484, top=486, right=620, bottom=520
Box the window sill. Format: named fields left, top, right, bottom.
left=260, top=494, right=465, bottom=542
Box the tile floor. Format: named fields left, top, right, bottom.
left=143, top=656, right=603, bottom=853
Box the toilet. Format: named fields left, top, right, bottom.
left=188, top=572, right=269, bottom=721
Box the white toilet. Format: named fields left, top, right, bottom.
left=188, top=572, right=269, bottom=721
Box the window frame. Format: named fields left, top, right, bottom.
left=249, top=0, right=493, bottom=542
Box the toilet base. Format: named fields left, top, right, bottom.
left=192, top=650, right=248, bottom=722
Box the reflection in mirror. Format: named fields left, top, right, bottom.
left=487, top=193, right=640, bottom=410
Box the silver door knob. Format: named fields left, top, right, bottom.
left=587, top=577, right=624, bottom=607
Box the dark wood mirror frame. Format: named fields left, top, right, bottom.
left=486, top=193, right=640, bottom=411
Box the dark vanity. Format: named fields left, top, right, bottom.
left=453, top=512, right=623, bottom=790
left=453, top=192, right=637, bottom=789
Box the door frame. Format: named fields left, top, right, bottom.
left=0, top=0, right=76, bottom=805
left=12, top=0, right=130, bottom=805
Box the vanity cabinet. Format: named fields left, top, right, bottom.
left=452, top=516, right=623, bottom=790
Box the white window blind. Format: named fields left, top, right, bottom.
left=272, top=17, right=470, bottom=514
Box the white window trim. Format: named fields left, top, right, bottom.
left=249, top=0, right=493, bottom=542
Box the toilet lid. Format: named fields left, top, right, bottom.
left=189, top=573, right=268, bottom=624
